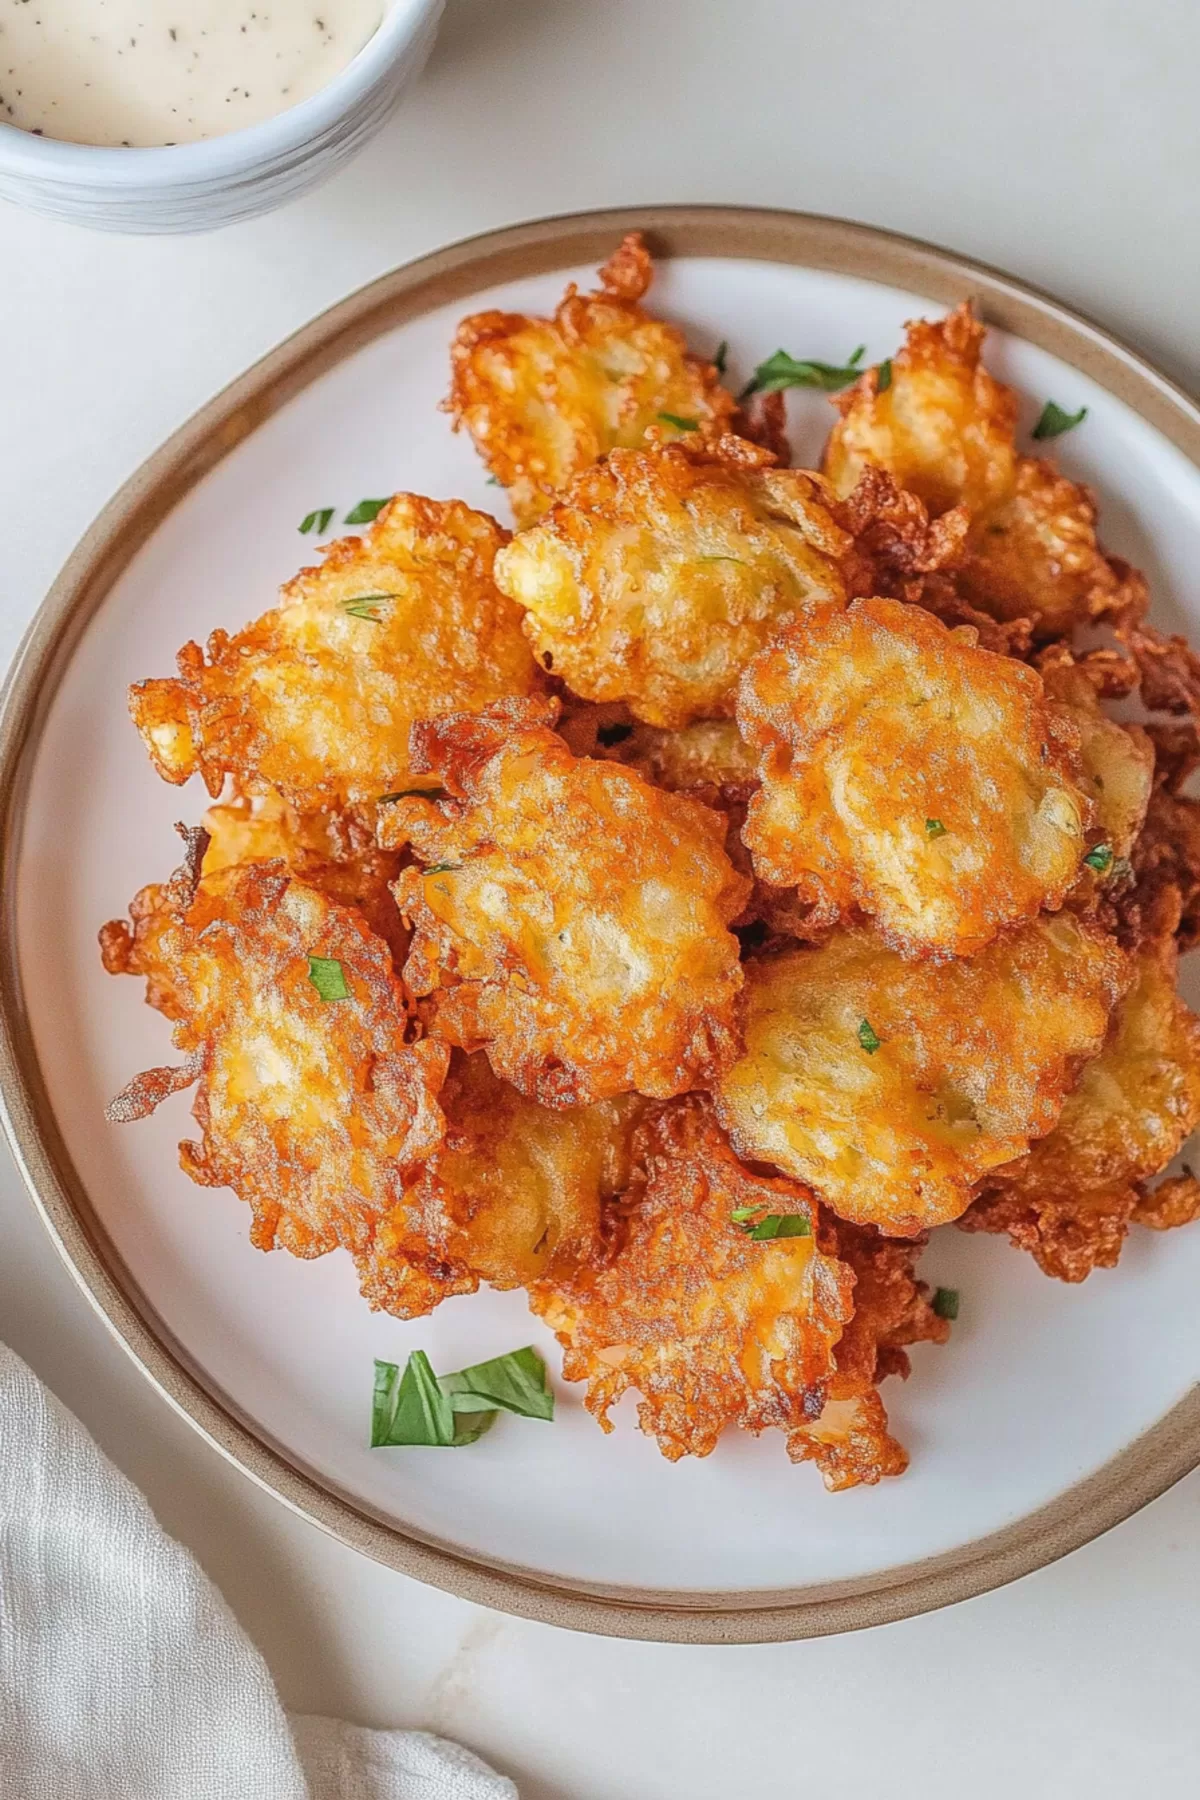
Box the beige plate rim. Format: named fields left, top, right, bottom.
left=4, top=205, right=1200, bottom=1644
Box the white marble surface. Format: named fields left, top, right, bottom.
left=2, top=2, right=1199, bottom=1792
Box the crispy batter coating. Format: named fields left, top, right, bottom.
left=200, top=789, right=410, bottom=965
left=100, top=794, right=409, bottom=1015
left=448, top=233, right=737, bottom=526
left=601, top=717, right=823, bottom=944
left=715, top=918, right=1129, bottom=1235
left=105, top=862, right=448, bottom=1263
left=1113, top=725, right=1200, bottom=955
left=1038, top=654, right=1153, bottom=867
left=823, top=303, right=1140, bottom=634
left=787, top=1222, right=949, bottom=1489
left=382, top=699, right=750, bottom=1105
left=737, top=598, right=1091, bottom=958
left=358, top=1052, right=646, bottom=1317
left=495, top=441, right=862, bottom=728
left=961, top=896, right=1200, bottom=1280
left=530, top=1098, right=856, bottom=1463
left=129, top=496, right=540, bottom=811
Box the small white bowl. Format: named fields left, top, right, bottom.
left=0, top=0, right=443, bottom=234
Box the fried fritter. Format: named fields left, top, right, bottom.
left=823, top=303, right=1141, bottom=635
left=601, top=716, right=823, bottom=944
left=737, top=598, right=1091, bottom=958
left=447, top=233, right=737, bottom=526
left=359, top=1051, right=645, bottom=1317
left=105, top=862, right=448, bottom=1267
left=1038, top=653, right=1153, bottom=868
left=715, top=917, right=1129, bottom=1235
left=530, top=1098, right=856, bottom=1463
left=787, top=1222, right=949, bottom=1490
left=495, top=441, right=862, bottom=728
left=381, top=698, right=750, bottom=1105
left=200, top=789, right=410, bottom=965
left=129, top=496, right=540, bottom=812
left=961, top=895, right=1200, bottom=1280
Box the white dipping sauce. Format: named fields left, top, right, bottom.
left=0, top=1, right=384, bottom=146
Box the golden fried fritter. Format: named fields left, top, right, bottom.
left=823, top=303, right=1140, bottom=635
left=737, top=598, right=1091, bottom=958
left=358, top=1051, right=646, bottom=1318
left=105, top=862, right=448, bottom=1266
left=495, top=441, right=862, bottom=727
left=200, top=789, right=410, bottom=965
left=600, top=716, right=823, bottom=944
left=787, top=1222, right=949, bottom=1490
left=961, top=895, right=1200, bottom=1280
left=448, top=233, right=737, bottom=526
left=129, top=496, right=540, bottom=812
left=1038, top=653, right=1153, bottom=868
left=381, top=698, right=750, bottom=1105
left=715, top=917, right=1129, bottom=1235
left=530, top=1098, right=856, bottom=1463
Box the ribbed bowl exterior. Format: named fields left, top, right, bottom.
left=0, top=0, right=442, bottom=234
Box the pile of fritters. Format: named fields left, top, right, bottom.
left=103, top=235, right=1200, bottom=1490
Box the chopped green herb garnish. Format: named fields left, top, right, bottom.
left=341, top=591, right=398, bottom=623
left=424, top=862, right=461, bottom=876
left=1083, top=843, right=1114, bottom=873
left=299, top=506, right=335, bottom=535
left=378, top=785, right=447, bottom=804
left=877, top=358, right=893, bottom=393
left=1032, top=400, right=1087, bottom=441
left=740, top=344, right=865, bottom=399
left=344, top=497, right=389, bottom=525
left=658, top=411, right=700, bottom=431
left=371, top=1345, right=554, bottom=1448
left=858, top=1018, right=882, bottom=1054
left=933, top=1286, right=960, bottom=1321
left=439, top=1346, right=555, bottom=1422
left=307, top=955, right=349, bottom=1002
left=485, top=475, right=501, bottom=486
left=713, top=339, right=728, bottom=376
left=735, top=1212, right=813, bottom=1241
left=925, top=818, right=948, bottom=839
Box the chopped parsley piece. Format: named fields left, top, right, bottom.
left=424, top=862, right=461, bottom=876
left=932, top=1286, right=960, bottom=1321
left=713, top=339, right=728, bottom=375
left=858, top=1018, right=882, bottom=1054
left=371, top=1345, right=554, bottom=1448
left=732, top=1210, right=812, bottom=1241
left=877, top=358, right=893, bottom=393
left=740, top=344, right=865, bottom=399
left=925, top=818, right=948, bottom=839
left=658, top=411, right=700, bottom=431
left=1032, top=400, right=1087, bottom=441
left=344, top=497, right=389, bottom=525
left=307, top=955, right=349, bottom=1002
left=1083, top=843, right=1114, bottom=873
left=341, top=591, right=397, bottom=623
left=299, top=506, right=335, bottom=535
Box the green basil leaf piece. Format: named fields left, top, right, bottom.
left=440, top=1345, right=554, bottom=1421
left=344, top=497, right=389, bottom=525
left=1032, top=400, right=1087, bottom=441
left=307, top=955, right=349, bottom=1002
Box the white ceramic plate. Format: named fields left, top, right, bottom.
left=5, top=210, right=1200, bottom=1640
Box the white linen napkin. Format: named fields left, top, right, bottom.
left=0, top=1341, right=516, bottom=1800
